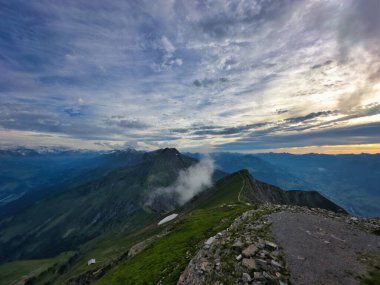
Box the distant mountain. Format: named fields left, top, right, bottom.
left=189, top=152, right=309, bottom=190
left=241, top=170, right=345, bottom=213
left=0, top=149, right=145, bottom=216
left=188, top=152, right=380, bottom=217
left=0, top=148, right=223, bottom=261
left=188, top=169, right=344, bottom=213
left=0, top=149, right=347, bottom=284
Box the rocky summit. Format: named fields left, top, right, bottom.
left=178, top=205, right=380, bottom=285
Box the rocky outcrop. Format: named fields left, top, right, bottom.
left=178, top=204, right=380, bottom=285
left=177, top=207, right=291, bottom=285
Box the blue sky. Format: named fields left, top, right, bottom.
left=0, top=0, right=379, bottom=153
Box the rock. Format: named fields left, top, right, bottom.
left=242, top=258, right=257, bottom=270
left=271, top=260, right=282, bottom=268
left=253, top=272, right=265, bottom=280
left=232, top=240, right=244, bottom=250
left=236, top=254, right=242, bottom=261
left=242, top=244, right=258, bottom=257
left=205, top=236, right=216, bottom=246
left=256, top=258, right=267, bottom=265
left=263, top=271, right=274, bottom=279
left=242, top=272, right=252, bottom=282
left=279, top=281, right=288, bottom=285
left=200, top=260, right=209, bottom=272
left=265, top=241, right=278, bottom=250
left=253, top=225, right=264, bottom=231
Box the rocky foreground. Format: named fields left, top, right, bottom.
left=178, top=205, right=380, bottom=285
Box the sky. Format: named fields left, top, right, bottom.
left=0, top=0, right=379, bottom=154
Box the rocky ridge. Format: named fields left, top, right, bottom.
left=178, top=206, right=290, bottom=285
left=178, top=204, right=380, bottom=285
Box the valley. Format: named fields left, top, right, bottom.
left=0, top=148, right=378, bottom=284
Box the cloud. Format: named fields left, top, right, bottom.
left=193, top=77, right=228, bottom=87
left=284, top=111, right=335, bottom=124
left=338, top=84, right=375, bottom=113
left=337, top=0, right=380, bottom=61
left=105, top=117, right=150, bottom=129
left=276, top=109, right=288, bottom=115
left=215, top=122, right=380, bottom=151
left=161, top=36, right=175, bottom=55
left=0, top=1, right=379, bottom=152
left=145, top=156, right=215, bottom=210
left=311, top=60, right=333, bottom=70
left=64, top=105, right=83, bottom=117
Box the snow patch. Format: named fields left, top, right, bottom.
left=158, top=213, right=178, bottom=225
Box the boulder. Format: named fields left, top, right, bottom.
left=242, top=258, right=257, bottom=270
left=232, top=240, right=244, bottom=251
left=242, top=244, right=258, bottom=257
left=242, top=272, right=252, bottom=282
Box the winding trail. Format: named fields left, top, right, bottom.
left=237, top=173, right=246, bottom=202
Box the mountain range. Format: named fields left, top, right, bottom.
left=0, top=148, right=377, bottom=285
left=189, top=152, right=380, bottom=216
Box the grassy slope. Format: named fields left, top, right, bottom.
left=28, top=210, right=161, bottom=284
left=0, top=251, right=75, bottom=285
left=96, top=171, right=250, bottom=285
left=0, top=171, right=248, bottom=285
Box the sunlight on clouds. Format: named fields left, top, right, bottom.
left=240, top=144, right=380, bottom=155
left=0, top=1, right=379, bottom=152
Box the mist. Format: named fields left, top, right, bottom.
left=146, top=156, right=215, bottom=209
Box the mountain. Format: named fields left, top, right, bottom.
left=186, top=169, right=344, bottom=213
left=69, top=171, right=346, bottom=285
left=189, top=152, right=380, bottom=217
left=0, top=149, right=362, bottom=285
left=0, top=148, right=144, bottom=212
left=188, top=152, right=309, bottom=190
left=1, top=164, right=348, bottom=285
left=242, top=170, right=345, bottom=213
left=0, top=148, right=224, bottom=261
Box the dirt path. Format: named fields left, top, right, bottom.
left=237, top=173, right=246, bottom=202
left=269, top=211, right=380, bottom=285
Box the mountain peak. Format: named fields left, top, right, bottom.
left=161, top=147, right=180, bottom=154
left=148, top=148, right=184, bottom=162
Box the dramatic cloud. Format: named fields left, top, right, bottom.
left=0, top=0, right=379, bottom=153
left=145, top=156, right=215, bottom=210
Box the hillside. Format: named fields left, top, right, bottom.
left=0, top=149, right=376, bottom=285
left=0, top=149, right=145, bottom=217
left=190, top=152, right=380, bottom=217
left=0, top=148, right=212, bottom=261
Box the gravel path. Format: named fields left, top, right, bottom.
left=269, top=211, right=380, bottom=285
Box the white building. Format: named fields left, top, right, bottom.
left=87, top=258, right=96, bottom=265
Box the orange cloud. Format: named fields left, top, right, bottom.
left=243, top=144, right=380, bottom=154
